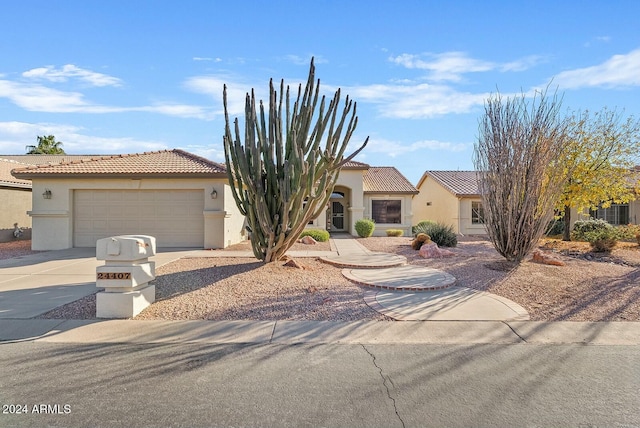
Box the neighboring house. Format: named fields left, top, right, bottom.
left=0, top=158, right=32, bottom=242
left=9, top=150, right=418, bottom=250
left=413, top=171, right=487, bottom=235
left=571, top=167, right=640, bottom=226
left=415, top=169, right=640, bottom=235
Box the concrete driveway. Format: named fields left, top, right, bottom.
left=0, top=248, right=195, bottom=319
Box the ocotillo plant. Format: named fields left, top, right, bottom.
left=223, top=58, right=368, bottom=262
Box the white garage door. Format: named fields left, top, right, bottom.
left=74, top=189, right=204, bottom=247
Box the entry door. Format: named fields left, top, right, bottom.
left=331, top=201, right=345, bottom=231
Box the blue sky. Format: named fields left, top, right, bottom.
left=1, top=0, right=639, bottom=184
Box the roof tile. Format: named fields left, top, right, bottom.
left=424, top=171, right=480, bottom=196
left=10, top=149, right=227, bottom=178
left=0, top=159, right=31, bottom=188
left=364, top=167, right=418, bottom=194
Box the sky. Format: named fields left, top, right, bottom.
left=1, top=0, right=640, bottom=185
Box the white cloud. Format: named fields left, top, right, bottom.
left=365, top=136, right=469, bottom=158
left=179, top=144, right=226, bottom=163
left=343, top=82, right=489, bottom=118
left=183, top=75, right=266, bottom=117
left=0, top=121, right=168, bottom=154
left=22, top=64, right=122, bottom=87
left=552, top=48, right=640, bottom=89
left=390, top=51, right=544, bottom=81
left=501, top=55, right=546, bottom=72
left=390, top=52, right=495, bottom=82
left=0, top=79, right=92, bottom=112
left=140, top=104, right=213, bottom=120
left=0, top=77, right=211, bottom=119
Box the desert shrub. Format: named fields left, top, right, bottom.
left=411, top=233, right=431, bottom=250
left=584, top=227, right=620, bottom=252
left=355, top=218, right=375, bottom=238
left=385, top=229, right=404, bottom=237
left=299, top=229, right=330, bottom=242
left=572, top=218, right=613, bottom=241
left=616, top=224, right=640, bottom=242
left=545, top=219, right=565, bottom=236
left=412, top=220, right=436, bottom=235
left=413, top=222, right=457, bottom=247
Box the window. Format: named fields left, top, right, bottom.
left=472, top=201, right=485, bottom=224
left=591, top=203, right=629, bottom=225
left=371, top=200, right=401, bottom=224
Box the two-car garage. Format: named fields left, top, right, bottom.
left=73, top=189, right=205, bottom=248
left=11, top=150, right=246, bottom=251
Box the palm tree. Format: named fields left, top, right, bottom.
left=26, top=135, right=66, bottom=154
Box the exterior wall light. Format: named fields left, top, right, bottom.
left=43, top=189, right=52, bottom=199
left=210, top=189, right=218, bottom=199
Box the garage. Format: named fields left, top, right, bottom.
left=74, top=189, right=205, bottom=248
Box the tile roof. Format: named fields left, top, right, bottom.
left=422, top=171, right=480, bottom=196
left=10, top=149, right=227, bottom=178
left=342, top=160, right=370, bottom=169
left=0, top=154, right=98, bottom=165
left=363, top=167, right=418, bottom=194
left=0, top=159, right=31, bottom=188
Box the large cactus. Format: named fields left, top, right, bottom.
left=223, top=59, right=368, bottom=262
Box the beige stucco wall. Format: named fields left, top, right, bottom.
left=363, top=194, right=414, bottom=237
left=413, top=177, right=460, bottom=232
left=305, top=169, right=366, bottom=236
left=458, top=198, right=488, bottom=235
left=28, top=177, right=244, bottom=250
left=570, top=199, right=640, bottom=227
left=0, top=187, right=32, bottom=242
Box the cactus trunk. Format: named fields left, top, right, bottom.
left=223, top=59, right=367, bottom=262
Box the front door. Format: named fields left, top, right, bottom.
left=331, top=201, right=345, bottom=231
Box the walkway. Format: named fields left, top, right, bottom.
left=321, top=234, right=529, bottom=322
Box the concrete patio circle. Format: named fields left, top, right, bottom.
left=364, top=287, right=530, bottom=321
left=342, top=265, right=456, bottom=291
left=320, top=252, right=407, bottom=268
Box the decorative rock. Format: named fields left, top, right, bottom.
left=299, top=236, right=317, bottom=245
left=411, top=233, right=431, bottom=250
left=419, top=242, right=455, bottom=258
left=283, top=258, right=305, bottom=269
left=531, top=249, right=565, bottom=266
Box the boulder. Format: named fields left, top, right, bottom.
left=299, top=236, right=318, bottom=245
left=531, top=249, right=565, bottom=266
left=283, top=258, right=305, bottom=269
left=419, top=242, right=455, bottom=258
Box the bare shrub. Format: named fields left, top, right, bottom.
left=474, top=89, right=570, bottom=262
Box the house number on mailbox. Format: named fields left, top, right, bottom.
left=97, top=272, right=132, bottom=280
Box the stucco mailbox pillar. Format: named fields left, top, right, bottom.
left=95, top=235, right=156, bottom=318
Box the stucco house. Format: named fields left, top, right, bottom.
left=413, top=171, right=487, bottom=235
left=414, top=169, right=640, bottom=235
left=0, top=158, right=33, bottom=241
left=10, top=150, right=418, bottom=250
left=312, top=164, right=418, bottom=237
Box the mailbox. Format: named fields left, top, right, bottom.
left=95, top=235, right=157, bottom=318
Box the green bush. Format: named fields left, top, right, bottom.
left=545, top=219, right=565, bottom=236
left=412, top=222, right=457, bottom=247
left=584, top=227, right=620, bottom=252
left=412, top=220, right=436, bottom=236
left=355, top=218, right=375, bottom=238
left=299, top=229, right=330, bottom=242
left=572, top=218, right=612, bottom=241
left=385, top=229, right=404, bottom=237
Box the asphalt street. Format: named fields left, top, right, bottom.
left=1, top=341, right=638, bottom=428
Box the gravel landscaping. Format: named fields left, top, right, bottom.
left=3, top=236, right=639, bottom=322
